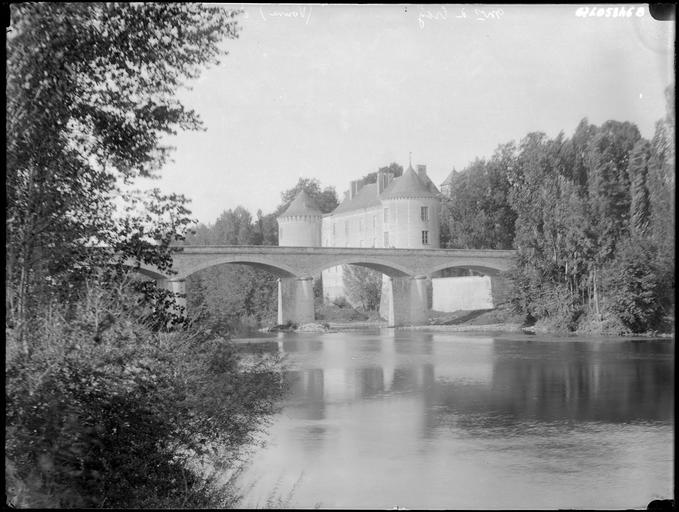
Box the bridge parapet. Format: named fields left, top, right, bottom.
left=161, top=245, right=516, bottom=280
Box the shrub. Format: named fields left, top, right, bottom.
left=5, top=283, right=283, bottom=508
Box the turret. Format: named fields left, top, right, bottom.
left=277, top=190, right=323, bottom=247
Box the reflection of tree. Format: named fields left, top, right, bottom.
left=425, top=340, right=673, bottom=436
left=284, top=369, right=325, bottom=420
left=358, top=366, right=385, bottom=397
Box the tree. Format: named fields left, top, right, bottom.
left=342, top=265, right=382, bottom=311
left=359, top=162, right=404, bottom=186
left=439, top=144, right=516, bottom=250
left=628, top=140, right=652, bottom=236
left=277, top=177, right=339, bottom=215
left=6, top=3, right=240, bottom=342
left=602, top=237, right=665, bottom=333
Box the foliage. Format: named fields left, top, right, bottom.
left=341, top=265, right=382, bottom=311
left=184, top=176, right=339, bottom=331
left=277, top=178, right=339, bottom=215
left=5, top=4, right=286, bottom=509
left=358, top=162, right=404, bottom=186
left=601, top=237, right=666, bottom=333
left=6, top=2, right=238, bottom=346
left=448, top=88, right=674, bottom=333
left=187, top=265, right=278, bottom=334
left=439, top=144, right=516, bottom=249
left=6, top=280, right=283, bottom=508
left=502, top=111, right=673, bottom=332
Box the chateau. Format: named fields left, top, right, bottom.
left=277, top=160, right=497, bottom=313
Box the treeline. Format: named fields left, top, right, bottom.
left=440, top=86, right=674, bottom=333
left=6, top=4, right=283, bottom=508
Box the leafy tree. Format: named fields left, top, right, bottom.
left=183, top=205, right=279, bottom=331
left=628, top=140, right=652, bottom=236
left=439, top=144, right=515, bottom=250
left=359, top=162, right=404, bottom=186
left=5, top=5, right=284, bottom=509
left=277, top=178, right=339, bottom=215
left=342, top=265, right=382, bottom=311
left=601, top=237, right=666, bottom=333
left=6, top=3, right=239, bottom=343
left=585, top=121, right=641, bottom=261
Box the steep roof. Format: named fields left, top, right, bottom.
left=278, top=190, right=323, bottom=218
left=441, top=169, right=457, bottom=187
left=381, top=167, right=438, bottom=199
left=332, top=183, right=381, bottom=214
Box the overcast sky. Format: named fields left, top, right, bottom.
left=141, top=4, right=674, bottom=225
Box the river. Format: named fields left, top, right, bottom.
left=231, top=329, right=674, bottom=509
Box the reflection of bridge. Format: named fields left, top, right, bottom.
left=138, top=245, right=516, bottom=326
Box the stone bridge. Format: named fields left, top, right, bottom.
left=137, top=245, right=516, bottom=327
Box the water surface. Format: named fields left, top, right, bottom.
left=234, top=330, right=673, bottom=509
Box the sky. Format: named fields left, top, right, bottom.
left=140, top=4, right=675, bottom=225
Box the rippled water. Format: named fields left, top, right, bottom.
left=233, top=330, right=674, bottom=509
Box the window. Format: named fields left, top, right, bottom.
left=422, top=230, right=429, bottom=245
left=421, top=206, right=429, bottom=222
left=332, top=223, right=336, bottom=236
left=344, top=221, right=348, bottom=236
left=384, top=232, right=389, bottom=247
left=373, top=215, right=376, bottom=230
left=383, top=208, right=389, bottom=223
left=359, top=218, right=363, bottom=232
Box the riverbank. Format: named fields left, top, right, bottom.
left=260, top=304, right=673, bottom=337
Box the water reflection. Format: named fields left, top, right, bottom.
left=235, top=331, right=673, bottom=509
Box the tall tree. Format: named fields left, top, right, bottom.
left=628, top=140, right=652, bottom=236
left=6, top=3, right=239, bottom=339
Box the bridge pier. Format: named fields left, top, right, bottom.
left=278, top=276, right=315, bottom=325
left=385, top=275, right=429, bottom=327
left=167, top=278, right=187, bottom=313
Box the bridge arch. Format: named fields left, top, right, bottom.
left=427, top=262, right=507, bottom=277
left=311, top=257, right=414, bottom=277
left=176, top=256, right=299, bottom=280
left=124, top=265, right=169, bottom=282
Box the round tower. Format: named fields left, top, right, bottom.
left=380, top=163, right=440, bottom=248
left=277, top=190, right=323, bottom=247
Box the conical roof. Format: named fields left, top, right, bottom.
left=278, top=190, right=323, bottom=218
left=381, top=167, right=438, bottom=199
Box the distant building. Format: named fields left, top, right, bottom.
left=440, top=168, right=457, bottom=197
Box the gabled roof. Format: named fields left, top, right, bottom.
left=332, top=183, right=381, bottom=214
left=381, top=167, right=438, bottom=199
left=278, top=190, right=323, bottom=218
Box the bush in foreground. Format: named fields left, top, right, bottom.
left=5, top=283, right=283, bottom=508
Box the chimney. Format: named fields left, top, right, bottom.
left=417, top=164, right=427, bottom=180
left=350, top=179, right=364, bottom=199
left=343, top=190, right=350, bottom=202
left=377, top=170, right=385, bottom=195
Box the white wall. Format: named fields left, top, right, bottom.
left=381, top=197, right=439, bottom=249
left=279, top=216, right=322, bottom=247
left=432, top=276, right=494, bottom=311
left=322, top=207, right=383, bottom=248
